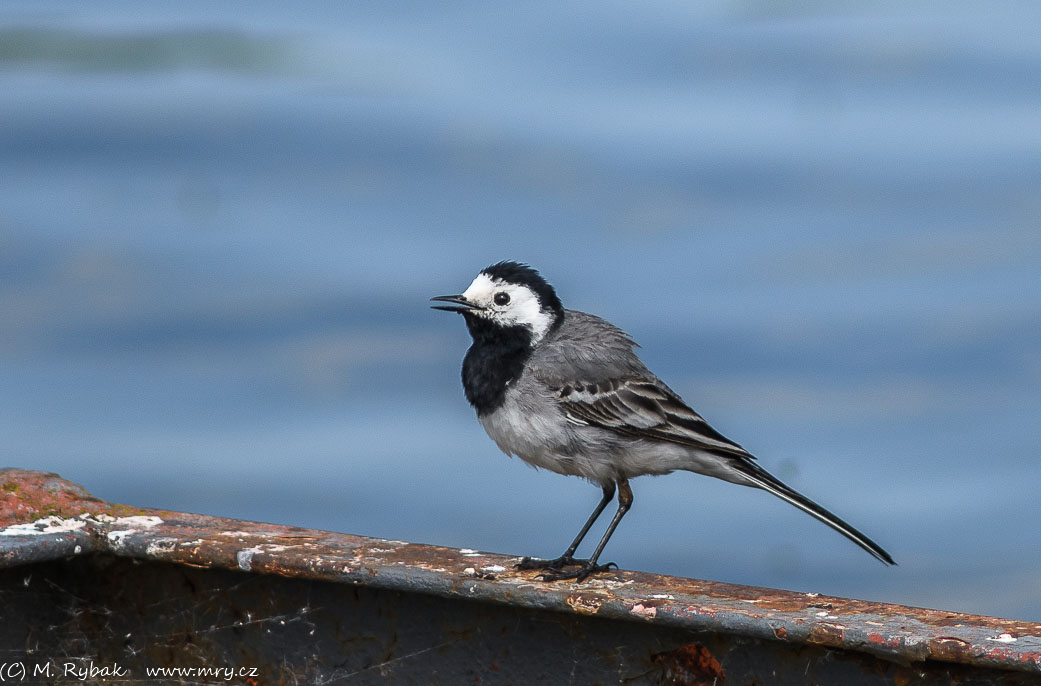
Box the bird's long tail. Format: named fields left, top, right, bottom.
left=732, top=460, right=895, bottom=565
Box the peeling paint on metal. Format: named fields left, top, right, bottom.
left=237, top=547, right=261, bottom=572
left=106, top=515, right=165, bottom=549
left=0, top=515, right=87, bottom=536
left=566, top=594, right=604, bottom=615
left=1, top=468, right=1040, bottom=680
left=989, top=633, right=1018, bottom=643
left=630, top=603, right=658, bottom=620
left=116, top=515, right=163, bottom=528
left=144, top=538, right=178, bottom=556
left=106, top=529, right=133, bottom=548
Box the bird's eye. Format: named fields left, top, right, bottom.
left=494, top=292, right=511, bottom=306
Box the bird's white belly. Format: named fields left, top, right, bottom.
left=477, top=390, right=746, bottom=486
left=477, top=394, right=619, bottom=483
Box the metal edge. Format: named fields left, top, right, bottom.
left=2, top=468, right=1039, bottom=674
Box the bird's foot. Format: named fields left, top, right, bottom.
left=535, top=561, right=617, bottom=583
left=515, top=555, right=619, bottom=581
left=514, top=554, right=579, bottom=571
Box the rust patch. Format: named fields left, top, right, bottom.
left=929, top=635, right=973, bottom=663
left=652, top=642, right=726, bottom=686
left=566, top=593, right=604, bottom=616
left=867, top=632, right=902, bottom=650
left=807, top=622, right=847, bottom=645
left=0, top=469, right=147, bottom=524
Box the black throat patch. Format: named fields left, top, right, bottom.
left=460, top=314, right=534, bottom=416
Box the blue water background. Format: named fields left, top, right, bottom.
left=2, top=2, right=1039, bottom=620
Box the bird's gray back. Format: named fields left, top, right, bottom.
left=531, top=309, right=650, bottom=385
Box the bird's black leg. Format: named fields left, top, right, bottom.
left=516, top=482, right=615, bottom=571
left=534, top=479, right=632, bottom=582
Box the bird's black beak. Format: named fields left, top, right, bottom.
left=430, top=294, right=484, bottom=313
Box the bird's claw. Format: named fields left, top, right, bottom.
left=515, top=555, right=581, bottom=571
left=534, top=561, right=617, bottom=583
left=516, top=555, right=619, bottom=581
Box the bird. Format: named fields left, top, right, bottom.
left=431, top=260, right=894, bottom=582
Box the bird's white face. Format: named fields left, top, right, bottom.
left=462, top=272, right=556, bottom=343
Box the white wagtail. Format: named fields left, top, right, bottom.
left=432, top=261, right=894, bottom=581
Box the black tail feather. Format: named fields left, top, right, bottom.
left=733, top=460, right=895, bottom=565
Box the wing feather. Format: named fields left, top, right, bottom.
left=532, top=309, right=753, bottom=460
left=556, top=377, right=753, bottom=459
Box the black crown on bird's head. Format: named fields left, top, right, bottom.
left=481, top=260, right=564, bottom=314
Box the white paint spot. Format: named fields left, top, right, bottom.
left=145, top=538, right=179, bottom=556
left=482, top=565, right=506, bottom=573
left=112, top=515, right=163, bottom=528
left=987, top=633, right=1017, bottom=643
left=649, top=594, right=675, bottom=600
left=0, top=516, right=86, bottom=536
left=237, top=547, right=262, bottom=572
left=114, top=518, right=162, bottom=528
left=586, top=578, right=634, bottom=590
left=107, top=530, right=133, bottom=548
left=103, top=515, right=163, bottom=550
left=237, top=542, right=292, bottom=568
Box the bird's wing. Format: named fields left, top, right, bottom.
left=551, top=376, right=754, bottom=460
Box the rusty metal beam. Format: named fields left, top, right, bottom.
left=2, top=468, right=1039, bottom=684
